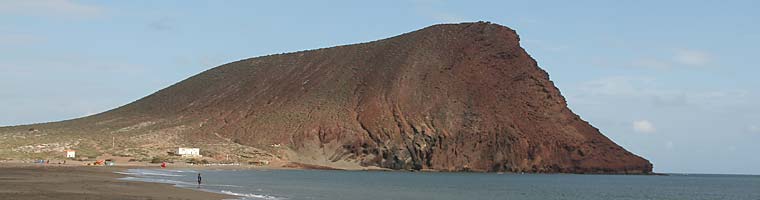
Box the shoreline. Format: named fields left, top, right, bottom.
left=0, top=163, right=235, bottom=200
left=1, top=159, right=660, bottom=175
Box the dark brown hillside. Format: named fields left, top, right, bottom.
left=0, top=22, right=652, bottom=173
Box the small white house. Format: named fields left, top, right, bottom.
left=177, top=148, right=201, bottom=158
left=65, top=150, right=76, bottom=158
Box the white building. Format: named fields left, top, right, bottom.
left=177, top=148, right=201, bottom=158
left=65, top=150, right=76, bottom=158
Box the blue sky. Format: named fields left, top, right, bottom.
left=1, top=0, right=758, bottom=174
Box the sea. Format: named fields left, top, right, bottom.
left=117, top=168, right=760, bottom=200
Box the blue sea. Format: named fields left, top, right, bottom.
left=118, top=169, right=760, bottom=200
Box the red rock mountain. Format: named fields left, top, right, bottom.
left=1, top=22, right=652, bottom=173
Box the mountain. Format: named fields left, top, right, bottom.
left=0, top=22, right=652, bottom=173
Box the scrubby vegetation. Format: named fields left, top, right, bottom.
left=187, top=158, right=209, bottom=164
left=150, top=156, right=170, bottom=163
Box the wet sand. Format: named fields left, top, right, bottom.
left=0, top=164, right=234, bottom=200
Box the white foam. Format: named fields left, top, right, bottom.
left=120, top=176, right=196, bottom=186
left=117, top=169, right=183, bottom=177
left=115, top=171, right=139, bottom=176
left=212, top=184, right=244, bottom=188
left=220, top=190, right=284, bottom=200
left=169, top=169, right=199, bottom=173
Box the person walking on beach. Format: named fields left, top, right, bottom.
left=197, top=173, right=202, bottom=186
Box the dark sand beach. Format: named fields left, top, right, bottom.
left=0, top=164, right=233, bottom=200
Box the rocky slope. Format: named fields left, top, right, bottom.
left=0, top=22, right=652, bottom=173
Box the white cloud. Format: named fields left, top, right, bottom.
left=0, top=0, right=103, bottom=17
left=673, top=49, right=711, bottom=66
left=633, top=120, right=656, bottom=133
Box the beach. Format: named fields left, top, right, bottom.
left=0, top=163, right=234, bottom=200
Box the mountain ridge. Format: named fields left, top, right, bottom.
left=0, top=22, right=652, bottom=173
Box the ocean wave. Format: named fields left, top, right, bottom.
left=117, top=171, right=184, bottom=177
left=142, top=172, right=184, bottom=177
left=213, top=184, right=244, bottom=188
left=117, top=169, right=185, bottom=177
left=220, top=190, right=284, bottom=200
left=120, top=176, right=197, bottom=186
left=168, top=169, right=199, bottom=173
left=120, top=176, right=243, bottom=189
left=115, top=171, right=139, bottom=176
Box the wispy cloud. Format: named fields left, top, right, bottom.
left=147, top=17, right=175, bottom=32
left=575, top=76, right=656, bottom=97
left=748, top=125, right=760, bottom=134
left=673, top=49, right=711, bottom=66
left=628, top=48, right=714, bottom=69
left=571, top=76, right=754, bottom=110
left=633, top=120, right=656, bottom=133
left=0, top=0, right=104, bottom=17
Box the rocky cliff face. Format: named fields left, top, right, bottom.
left=1, top=22, right=652, bottom=173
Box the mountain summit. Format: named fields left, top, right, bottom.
left=1, top=22, right=652, bottom=173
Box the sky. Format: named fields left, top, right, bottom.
left=1, top=0, right=758, bottom=175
